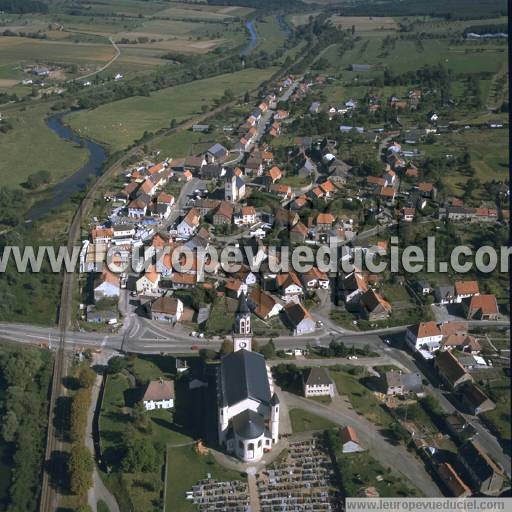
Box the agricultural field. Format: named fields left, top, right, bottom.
left=66, top=67, right=278, bottom=150
left=0, top=0, right=252, bottom=84
left=330, top=15, right=398, bottom=34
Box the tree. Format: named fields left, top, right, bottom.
left=78, top=366, right=96, bottom=389
left=132, top=401, right=151, bottom=432
left=259, top=340, right=276, bottom=359
left=219, top=339, right=233, bottom=355
left=69, top=444, right=93, bottom=496
left=122, top=437, right=158, bottom=473
left=76, top=506, right=93, bottom=512
left=107, top=356, right=127, bottom=374
left=1, top=410, right=19, bottom=442
left=24, top=170, right=51, bottom=189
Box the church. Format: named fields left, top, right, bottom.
left=217, top=293, right=280, bottom=462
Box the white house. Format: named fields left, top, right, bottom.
left=127, top=199, right=147, bottom=218
left=282, top=302, right=316, bottom=336
left=234, top=206, right=257, bottom=226
left=143, top=379, right=175, bottom=411
left=341, top=270, right=368, bottom=305
left=136, top=267, right=160, bottom=295
left=405, top=321, right=443, bottom=352
left=177, top=208, right=200, bottom=238
left=300, top=267, right=329, bottom=290
left=454, top=281, right=480, bottom=303
left=249, top=289, right=283, bottom=320
left=303, top=367, right=334, bottom=397
left=276, top=272, right=303, bottom=303
left=340, top=426, right=364, bottom=453
left=93, top=269, right=120, bottom=302
left=151, top=296, right=183, bottom=323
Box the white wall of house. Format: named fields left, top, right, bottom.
left=144, top=398, right=173, bottom=411
left=304, top=383, right=334, bottom=397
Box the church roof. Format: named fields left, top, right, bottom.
left=232, top=409, right=264, bottom=439
left=237, top=292, right=250, bottom=314
left=220, top=349, right=271, bottom=407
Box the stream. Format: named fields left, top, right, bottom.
left=26, top=112, right=108, bottom=222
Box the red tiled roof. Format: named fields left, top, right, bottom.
left=467, top=294, right=498, bottom=315
left=316, top=213, right=335, bottom=225
left=143, top=379, right=174, bottom=401
left=454, top=281, right=479, bottom=296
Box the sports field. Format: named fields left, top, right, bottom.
left=67, top=67, right=278, bottom=150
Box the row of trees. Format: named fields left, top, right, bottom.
left=69, top=366, right=95, bottom=498
left=0, top=346, right=52, bottom=512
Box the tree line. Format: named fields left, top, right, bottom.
left=0, top=345, right=52, bottom=511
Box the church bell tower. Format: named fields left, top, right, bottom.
left=233, top=293, right=252, bottom=352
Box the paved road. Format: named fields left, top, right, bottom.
left=86, top=365, right=120, bottom=512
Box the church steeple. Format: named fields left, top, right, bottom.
left=233, top=293, right=252, bottom=352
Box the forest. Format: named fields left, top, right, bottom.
left=0, top=344, right=52, bottom=511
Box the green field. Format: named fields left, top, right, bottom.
left=153, top=130, right=216, bottom=158
left=0, top=103, right=89, bottom=187
left=165, top=445, right=243, bottom=512
left=67, top=67, right=277, bottom=150
left=99, top=357, right=195, bottom=511
left=289, top=408, right=339, bottom=433
left=329, top=366, right=395, bottom=429
left=332, top=448, right=421, bottom=497
left=421, top=129, right=509, bottom=197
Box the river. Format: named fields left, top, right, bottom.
left=240, top=20, right=258, bottom=56
left=26, top=113, right=108, bottom=222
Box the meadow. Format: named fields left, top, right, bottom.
left=0, top=103, right=89, bottom=187
left=165, top=445, right=242, bottom=512
left=66, top=67, right=278, bottom=150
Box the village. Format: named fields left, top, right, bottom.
left=74, top=68, right=511, bottom=506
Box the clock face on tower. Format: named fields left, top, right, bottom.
left=233, top=337, right=251, bottom=352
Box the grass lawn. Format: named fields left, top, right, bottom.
left=334, top=450, right=421, bottom=497
left=289, top=408, right=339, bottom=433
left=421, top=129, right=508, bottom=197
left=67, top=67, right=277, bottom=150
left=100, top=370, right=192, bottom=511
left=329, top=367, right=395, bottom=429
left=152, top=130, right=216, bottom=158
left=97, top=500, right=110, bottom=512
left=165, top=444, right=243, bottom=512
left=205, top=296, right=238, bottom=335
left=0, top=103, right=89, bottom=187
left=481, top=372, right=511, bottom=448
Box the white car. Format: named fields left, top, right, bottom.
left=348, top=355, right=358, bottom=360
left=384, top=339, right=391, bottom=345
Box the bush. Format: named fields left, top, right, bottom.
left=122, top=437, right=158, bottom=473
left=78, top=366, right=96, bottom=389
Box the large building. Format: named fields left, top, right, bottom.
left=217, top=294, right=280, bottom=462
